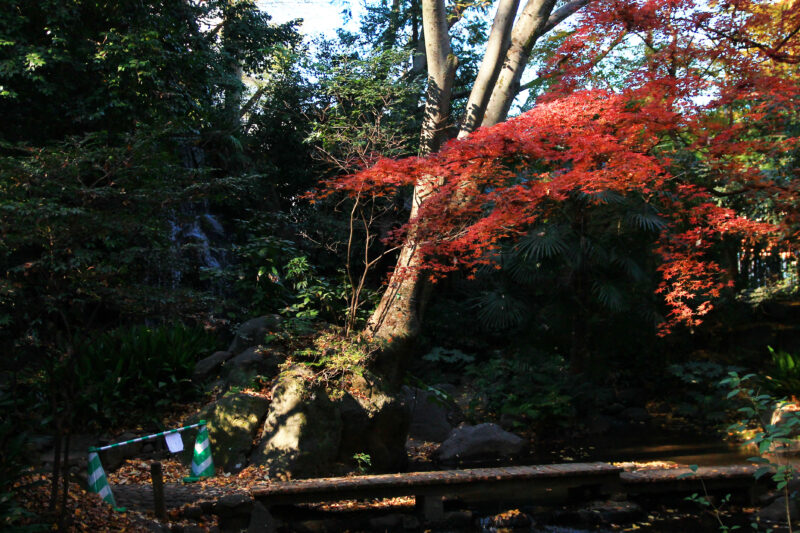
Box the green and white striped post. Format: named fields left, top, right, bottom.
left=184, top=422, right=214, bottom=483
left=87, top=448, right=123, bottom=511
left=88, top=420, right=214, bottom=509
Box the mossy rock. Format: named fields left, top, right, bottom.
left=250, top=365, right=342, bottom=479
left=185, top=392, right=270, bottom=473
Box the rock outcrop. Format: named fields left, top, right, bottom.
left=250, top=366, right=409, bottom=478
left=250, top=366, right=342, bottom=479
left=221, top=346, right=282, bottom=389
left=228, top=315, right=282, bottom=355
left=338, top=374, right=409, bottom=472
left=403, top=386, right=456, bottom=443
left=192, top=350, right=233, bottom=383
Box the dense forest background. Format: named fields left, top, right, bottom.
left=1, top=0, right=799, bottom=528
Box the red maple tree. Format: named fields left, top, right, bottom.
left=318, top=0, right=799, bottom=336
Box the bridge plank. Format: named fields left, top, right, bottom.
left=250, top=462, right=622, bottom=500
left=621, top=465, right=759, bottom=484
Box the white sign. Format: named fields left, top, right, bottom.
left=165, top=432, right=184, bottom=453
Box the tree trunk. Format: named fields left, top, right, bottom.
left=222, top=1, right=244, bottom=128
left=482, top=0, right=558, bottom=126
left=366, top=0, right=456, bottom=342
left=418, top=0, right=458, bottom=155
left=458, top=0, right=520, bottom=138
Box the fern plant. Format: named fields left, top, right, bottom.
left=766, top=346, right=800, bottom=397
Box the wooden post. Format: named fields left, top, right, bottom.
left=151, top=461, right=167, bottom=521
left=416, top=493, right=444, bottom=522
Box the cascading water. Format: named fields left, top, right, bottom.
left=162, top=142, right=231, bottom=291
left=166, top=204, right=229, bottom=291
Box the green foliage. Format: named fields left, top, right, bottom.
left=765, top=346, right=800, bottom=397
left=214, top=218, right=299, bottom=315
left=462, top=191, right=663, bottom=371
left=307, top=44, right=422, bottom=169
left=0, top=130, right=206, bottom=361
left=666, top=361, right=744, bottom=427
left=0, top=0, right=299, bottom=142
left=422, top=347, right=475, bottom=367
left=722, top=371, right=800, bottom=476
left=283, top=256, right=344, bottom=322
left=0, top=408, right=43, bottom=531
left=682, top=371, right=800, bottom=530
left=55, top=324, right=217, bottom=428
left=465, top=351, right=574, bottom=428
left=291, top=329, right=380, bottom=393
left=204, top=213, right=376, bottom=333
left=352, top=452, right=372, bottom=474
left=683, top=484, right=743, bottom=533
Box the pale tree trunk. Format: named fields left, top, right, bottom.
left=418, top=0, right=458, bottom=156
left=458, top=0, right=520, bottom=138
left=482, top=0, right=558, bottom=126
left=482, top=0, right=590, bottom=125
left=367, top=0, right=591, bottom=343
left=366, top=0, right=456, bottom=341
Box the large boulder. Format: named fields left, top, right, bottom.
left=221, top=346, right=282, bottom=389
left=434, top=423, right=525, bottom=464
left=192, top=350, right=233, bottom=383
left=403, top=386, right=453, bottom=443
left=250, top=366, right=342, bottom=479
left=186, top=393, right=271, bottom=472
left=228, top=315, right=282, bottom=355
left=337, top=374, right=409, bottom=472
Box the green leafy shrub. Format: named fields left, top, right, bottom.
left=465, top=351, right=574, bottom=428
left=698, top=371, right=800, bottom=530
left=213, top=217, right=370, bottom=331
left=283, top=256, right=347, bottom=322
left=64, top=324, right=218, bottom=428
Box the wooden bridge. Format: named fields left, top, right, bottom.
left=251, top=462, right=623, bottom=520
left=112, top=462, right=768, bottom=523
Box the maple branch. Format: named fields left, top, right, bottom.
left=516, top=28, right=628, bottom=96
left=710, top=182, right=792, bottom=197
left=775, top=22, right=800, bottom=53
left=345, top=192, right=360, bottom=329
left=700, top=23, right=800, bottom=64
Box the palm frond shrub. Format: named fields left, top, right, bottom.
left=466, top=191, right=665, bottom=371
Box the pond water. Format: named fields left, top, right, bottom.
left=465, top=430, right=797, bottom=532
left=533, top=428, right=800, bottom=473
left=535, top=431, right=756, bottom=466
